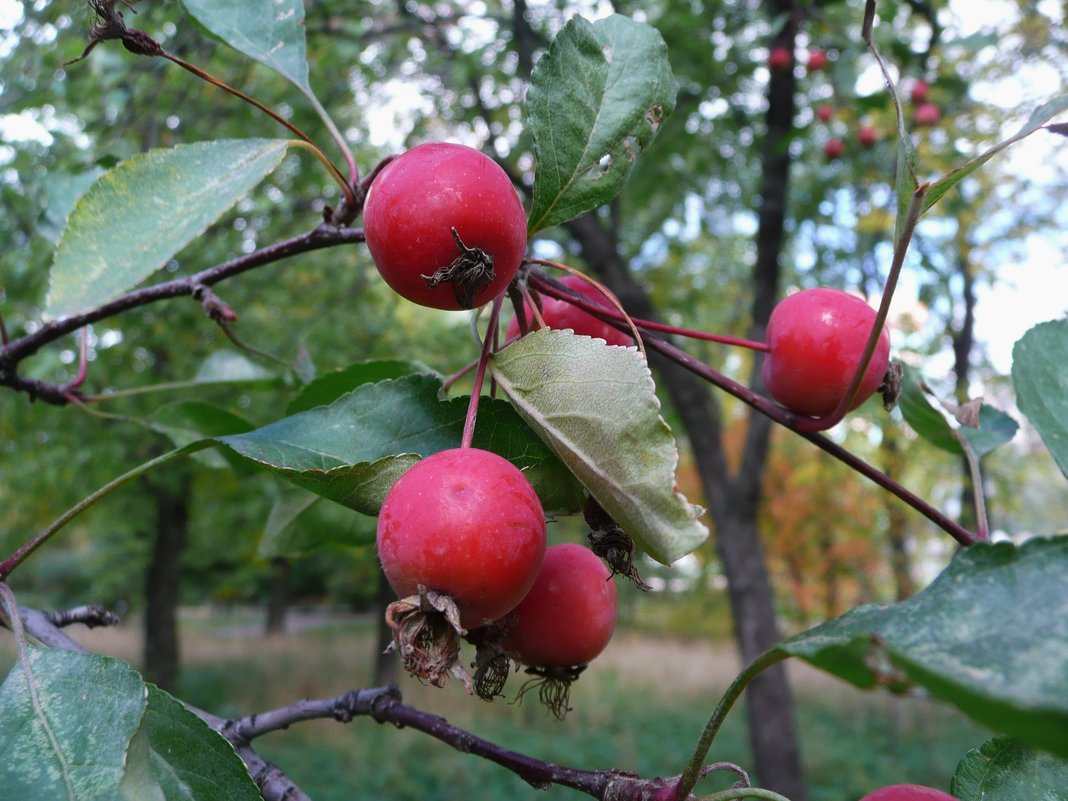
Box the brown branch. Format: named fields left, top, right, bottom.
left=0, top=224, right=364, bottom=403
left=4, top=602, right=696, bottom=801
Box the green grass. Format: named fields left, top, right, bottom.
left=1, top=610, right=987, bottom=800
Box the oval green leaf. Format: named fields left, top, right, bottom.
left=777, top=537, right=1068, bottom=758
left=180, top=0, right=311, bottom=94
left=217, top=373, right=585, bottom=516
left=491, top=329, right=709, bottom=565
left=526, top=15, right=677, bottom=234
left=0, top=648, right=146, bottom=801
left=952, top=736, right=1068, bottom=801
left=1012, top=319, right=1068, bottom=480
left=44, top=139, right=292, bottom=321
left=119, top=685, right=260, bottom=801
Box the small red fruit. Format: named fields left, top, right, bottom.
left=824, top=137, right=844, bottom=159
left=762, top=288, right=891, bottom=418
left=363, top=142, right=527, bottom=311
left=806, top=48, right=828, bottom=71
left=505, top=275, right=631, bottom=347
left=768, top=47, right=792, bottom=72
left=858, top=123, right=878, bottom=148
left=816, top=104, right=835, bottom=123
left=910, top=79, right=930, bottom=104
left=914, top=102, right=941, bottom=127
left=502, top=543, right=618, bottom=668
left=377, top=448, right=546, bottom=629
left=858, top=785, right=956, bottom=801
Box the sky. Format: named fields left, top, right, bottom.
left=1, top=0, right=1065, bottom=377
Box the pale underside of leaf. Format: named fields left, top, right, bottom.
left=491, top=329, right=708, bottom=564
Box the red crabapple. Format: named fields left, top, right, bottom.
left=910, top=80, right=930, bottom=105
left=377, top=447, right=546, bottom=630
left=363, top=142, right=527, bottom=310
left=762, top=288, right=891, bottom=418
left=858, top=123, right=878, bottom=148
left=859, top=785, right=957, bottom=801
left=496, top=542, right=618, bottom=717
left=806, top=48, right=828, bottom=71
left=914, top=102, right=941, bottom=126
left=768, top=47, right=792, bottom=72
left=824, top=137, right=845, bottom=159
left=502, top=543, right=618, bottom=669
left=816, top=104, right=835, bottom=123
left=505, top=275, right=631, bottom=347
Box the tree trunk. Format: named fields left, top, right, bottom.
left=566, top=212, right=805, bottom=798
left=264, top=557, right=290, bottom=635
left=143, top=466, right=191, bottom=692
left=952, top=252, right=979, bottom=532
left=373, top=569, right=400, bottom=686
left=881, top=424, right=916, bottom=601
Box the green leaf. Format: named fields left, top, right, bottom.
left=286, top=360, right=427, bottom=415
left=193, top=350, right=277, bottom=386
left=257, top=482, right=377, bottom=557
left=180, top=0, right=312, bottom=95
left=1013, top=319, right=1068, bottom=480
left=491, top=329, right=709, bottom=564
left=526, top=15, right=677, bottom=234
left=922, top=95, right=1068, bottom=216
left=898, top=366, right=1017, bottom=457
left=151, top=402, right=255, bottom=471
left=44, top=139, right=292, bottom=321
left=0, top=648, right=146, bottom=800
left=952, top=736, right=1068, bottom=801
left=118, top=685, right=260, bottom=801
left=777, top=538, right=1068, bottom=758
left=217, top=374, right=584, bottom=516
left=37, top=169, right=104, bottom=244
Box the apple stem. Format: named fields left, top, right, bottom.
left=527, top=270, right=768, bottom=353
left=460, top=292, right=506, bottom=450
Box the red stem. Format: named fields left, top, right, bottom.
left=527, top=272, right=979, bottom=548
left=460, top=293, right=506, bottom=449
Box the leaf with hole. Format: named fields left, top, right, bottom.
left=777, top=537, right=1068, bottom=758
left=44, top=140, right=292, bottom=321
left=526, top=15, right=676, bottom=234
left=491, top=329, right=708, bottom=564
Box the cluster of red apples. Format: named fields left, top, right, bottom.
left=361, top=141, right=893, bottom=719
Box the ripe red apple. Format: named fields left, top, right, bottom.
left=505, top=275, right=631, bottom=347
left=806, top=48, right=828, bottom=71
left=768, top=47, right=792, bottom=72
left=762, top=287, right=892, bottom=417
left=910, top=79, right=930, bottom=104
left=858, top=784, right=956, bottom=801
left=824, top=138, right=844, bottom=159
left=857, top=124, right=878, bottom=148
left=914, top=102, right=941, bottom=127
left=816, top=104, right=835, bottom=123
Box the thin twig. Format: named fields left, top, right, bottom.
left=0, top=225, right=364, bottom=401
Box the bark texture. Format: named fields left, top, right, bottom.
left=143, top=466, right=191, bottom=692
